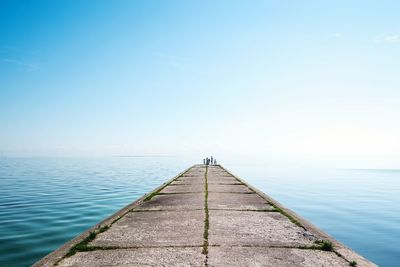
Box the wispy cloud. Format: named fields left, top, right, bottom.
left=374, top=34, right=400, bottom=43
left=2, top=58, right=40, bottom=71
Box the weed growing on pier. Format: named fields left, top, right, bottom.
left=65, top=225, right=110, bottom=257
left=98, top=225, right=109, bottom=233
left=66, top=232, right=96, bottom=257
left=349, top=260, right=357, bottom=266
left=270, top=204, right=303, bottom=228
left=144, top=182, right=172, bottom=201
left=144, top=167, right=197, bottom=201
left=143, top=189, right=162, bottom=201
left=202, top=166, right=209, bottom=255
left=315, top=240, right=333, bottom=251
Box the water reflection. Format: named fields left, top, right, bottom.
left=0, top=157, right=398, bottom=266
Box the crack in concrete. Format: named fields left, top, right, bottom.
left=208, top=208, right=274, bottom=212
left=130, top=208, right=204, bottom=212
left=202, top=166, right=210, bottom=266
left=86, top=245, right=203, bottom=250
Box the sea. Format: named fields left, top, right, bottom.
left=0, top=157, right=399, bottom=266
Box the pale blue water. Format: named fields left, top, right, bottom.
left=224, top=162, right=400, bottom=267
left=0, top=157, right=190, bottom=267
left=0, top=157, right=399, bottom=266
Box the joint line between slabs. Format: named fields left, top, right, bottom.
left=202, top=166, right=210, bottom=266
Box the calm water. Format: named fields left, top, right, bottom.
left=0, top=157, right=399, bottom=266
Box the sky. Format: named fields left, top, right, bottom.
left=1, top=1, right=400, bottom=168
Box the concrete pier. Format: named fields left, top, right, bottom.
left=34, top=165, right=376, bottom=266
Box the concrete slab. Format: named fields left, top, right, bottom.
left=208, top=247, right=349, bottom=267
left=208, top=172, right=232, bottom=177
left=58, top=247, right=205, bottom=267
left=207, top=172, right=234, bottom=177
left=182, top=169, right=205, bottom=176
left=160, top=184, right=204, bottom=193
left=208, top=173, right=236, bottom=178
left=213, top=175, right=236, bottom=179
left=134, top=193, right=204, bottom=211
left=171, top=180, right=204, bottom=185
left=181, top=168, right=206, bottom=177
left=208, top=173, right=233, bottom=178
left=208, top=210, right=319, bottom=247
left=91, top=210, right=204, bottom=247
left=208, top=166, right=229, bottom=172
left=180, top=174, right=204, bottom=178
left=208, top=184, right=253, bottom=193
left=207, top=177, right=239, bottom=184
left=208, top=192, right=274, bottom=211
left=176, top=176, right=204, bottom=181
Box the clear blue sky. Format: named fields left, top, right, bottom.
left=1, top=1, right=399, bottom=167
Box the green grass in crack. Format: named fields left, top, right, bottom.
left=66, top=232, right=96, bottom=257
left=66, top=225, right=110, bottom=257
left=270, top=205, right=303, bottom=227
left=143, top=181, right=175, bottom=201
left=202, top=166, right=209, bottom=255
left=315, top=240, right=334, bottom=251
left=98, top=225, right=109, bottom=233
left=349, top=260, right=357, bottom=266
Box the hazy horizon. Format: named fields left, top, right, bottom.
left=1, top=1, right=400, bottom=169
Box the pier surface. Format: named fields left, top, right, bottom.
left=34, top=165, right=376, bottom=266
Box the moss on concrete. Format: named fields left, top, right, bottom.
left=314, top=240, right=334, bottom=251
left=202, top=166, right=209, bottom=256
left=269, top=204, right=304, bottom=228
left=65, top=225, right=109, bottom=257
left=349, top=260, right=357, bottom=266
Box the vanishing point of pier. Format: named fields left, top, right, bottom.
left=34, top=165, right=376, bottom=266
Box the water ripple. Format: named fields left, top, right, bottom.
left=225, top=163, right=400, bottom=267
left=0, top=157, right=189, bottom=267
